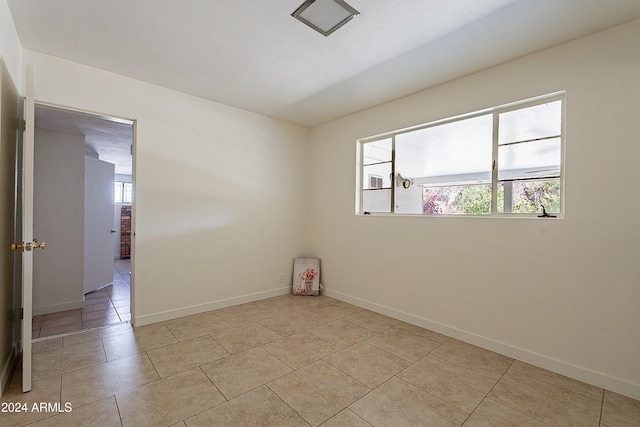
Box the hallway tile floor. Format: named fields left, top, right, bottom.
left=31, top=259, right=130, bottom=339
left=3, top=294, right=640, bottom=426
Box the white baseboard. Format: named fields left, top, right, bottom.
left=323, top=288, right=640, bottom=401
left=33, top=299, right=85, bottom=316
left=134, top=287, right=291, bottom=326
left=0, top=344, right=18, bottom=398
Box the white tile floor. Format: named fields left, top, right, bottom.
left=3, top=294, right=639, bottom=426
left=31, top=259, right=130, bottom=339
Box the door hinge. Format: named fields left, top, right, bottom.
left=21, top=308, right=24, bottom=320
left=21, top=119, right=26, bottom=132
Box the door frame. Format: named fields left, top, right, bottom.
left=31, top=101, right=137, bottom=327
left=13, top=89, right=137, bottom=392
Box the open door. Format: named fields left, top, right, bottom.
left=10, top=65, right=37, bottom=393
left=84, top=156, right=116, bottom=294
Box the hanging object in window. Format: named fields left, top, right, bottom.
left=537, top=205, right=557, bottom=218
left=395, top=173, right=411, bottom=189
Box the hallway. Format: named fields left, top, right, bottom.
left=31, top=259, right=130, bottom=339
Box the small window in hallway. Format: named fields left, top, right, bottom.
left=114, top=181, right=133, bottom=204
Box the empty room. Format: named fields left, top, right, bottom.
left=1, top=1, right=639, bottom=426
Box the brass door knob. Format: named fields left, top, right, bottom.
left=10, top=241, right=45, bottom=251
left=110, top=229, right=117, bottom=233
left=32, top=238, right=45, bottom=250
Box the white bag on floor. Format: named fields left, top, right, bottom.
left=292, top=258, right=321, bottom=296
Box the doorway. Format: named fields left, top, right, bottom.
left=31, top=104, right=134, bottom=339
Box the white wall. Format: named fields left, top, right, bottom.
left=0, top=0, right=21, bottom=87
left=23, top=49, right=310, bottom=324
left=33, top=128, right=85, bottom=315
left=308, top=20, right=640, bottom=399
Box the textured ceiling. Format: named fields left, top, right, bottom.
left=35, top=104, right=133, bottom=175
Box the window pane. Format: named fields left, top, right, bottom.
left=498, top=138, right=561, bottom=181
left=422, top=184, right=492, bottom=215
left=363, top=138, right=392, bottom=165
left=395, top=183, right=423, bottom=214
left=395, top=115, right=492, bottom=185
left=363, top=163, right=391, bottom=189
left=498, top=179, right=560, bottom=214
left=363, top=189, right=391, bottom=213
left=114, top=182, right=123, bottom=203
left=123, top=183, right=133, bottom=203
left=499, top=100, right=561, bottom=144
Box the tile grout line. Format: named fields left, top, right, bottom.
left=459, top=358, right=516, bottom=426
left=598, top=388, right=606, bottom=426
left=113, top=392, right=124, bottom=426
left=264, top=383, right=315, bottom=427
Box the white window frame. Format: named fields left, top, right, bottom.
left=357, top=92, right=565, bottom=217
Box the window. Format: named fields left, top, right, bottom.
left=114, top=181, right=133, bottom=204
left=358, top=93, right=564, bottom=216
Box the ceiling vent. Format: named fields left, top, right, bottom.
left=291, top=0, right=359, bottom=36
